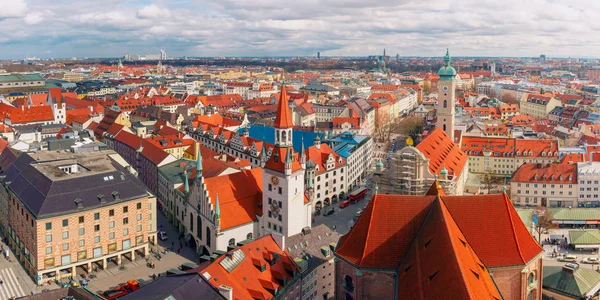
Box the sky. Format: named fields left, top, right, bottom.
left=0, top=0, right=599, bottom=59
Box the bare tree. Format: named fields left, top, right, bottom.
left=481, top=173, right=501, bottom=194
left=532, top=206, right=556, bottom=243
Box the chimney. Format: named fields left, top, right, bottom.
left=219, top=285, right=233, bottom=300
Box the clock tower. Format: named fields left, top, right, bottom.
left=437, top=49, right=457, bottom=141
left=261, top=84, right=311, bottom=239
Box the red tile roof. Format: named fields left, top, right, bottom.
left=273, top=86, right=293, bottom=128
left=264, top=147, right=302, bottom=174
left=305, top=144, right=345, bottom=174
left=203, top=168, right=263, bottom=230
left=336, top=195, right=436, bottom=269
left=336, top=194, right=542, bottom=271
left=114, top=130, right=172, bottom=165
left=0, top=103, right=54, bottom=124
left=332, top=117, right=360, bottom=129
left=200, top=235, right=299, bottom=300
left=512, top=163, right=577, bottom=183
left=443, top=194, right=543, bottom=268
left=460, top=136, right=559, bottom=158
left=192, top=113, right=242, bottom=129
left=416, top=128, right=468, bottom=178
left=397, top=198, right=502, bottom=300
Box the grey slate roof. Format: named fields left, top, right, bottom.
left=119, top=273, right=225, bottom=300
left=0, top=150, right=149, bottom=218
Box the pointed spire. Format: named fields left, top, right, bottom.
left=196, top=146, right=202, bottom=179
left=215, top=193, right=221, bottom=218
left=300, top=136, right=306, bottom=163
left=273, top=82, right=293, bottom=128
left=444, top=48, right=451, bottom=67
left=183, top=168, right=189, bottom=193
left=261, top=143, right=267, bottom=158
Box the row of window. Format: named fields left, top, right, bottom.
left=43, top=235, right=144, bottom=268
left=45, top=204, right=142, bottom=231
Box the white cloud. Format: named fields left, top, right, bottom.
left=0, top=0, right=27, bottom=19
left=24, top=12, right=44, bottom=25
left=1, top=0, right=600, bottom=58
left=137, top=4, right=171, bottom=19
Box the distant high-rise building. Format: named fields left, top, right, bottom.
left=540, top=54, right=546, bottom=62
left=124, top=53, right=130, bottom=61
left=160, top=49, right=167, bottom=60
left=317, top=52, right=320, bottom=60
left=396, top=54, right=399, bottom=61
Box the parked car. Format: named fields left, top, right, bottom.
left=339, top=200, right=351, bottom=209
left=324, top=209, right=335, bottom=216
left=355, top=209, right=364, bottom=218
left=583, top=257, right=600, bottom=264
left=158, top=231, right=168, bottom=241
left=559, top=255, right=578, bottom=262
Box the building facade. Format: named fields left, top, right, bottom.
left=510, top=163, right=578, bottom=208
left=0, top=150, right=156, bottom=285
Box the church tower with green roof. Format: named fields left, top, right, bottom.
left=436, top=49, right=457, bottom=141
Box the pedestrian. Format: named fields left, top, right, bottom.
left=171, top=241, right=174, bottom=247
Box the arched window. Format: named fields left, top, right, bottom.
left=344, top=275, right=355, bottom=293
left=196, top=216, right=202, bottom=240
left=443, top=100, right=448, bottom=108
left=228, top=238, right=236, bottom=246
left=443, top=124, right=447, bottom=131
left=206, top=228, right=211, bottom=248
left=247, top=233, right=253, bottom=240
left=528, top=272, right=535, bottom=284
left=282, top=130, right=287, bottom=144
left=189, top=213, right=194, bottom=232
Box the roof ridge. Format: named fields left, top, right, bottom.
left=359, top=194, right=377, bottom=266
left=395, top=197, right=437, bottom=272
left=502, top=193, right=527, bottom=264
left=439, top=196, right=501, bottom=299
left=436, top=199, right=473, bottom=299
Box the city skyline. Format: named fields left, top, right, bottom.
left=1, top=0, right=599, bottom=59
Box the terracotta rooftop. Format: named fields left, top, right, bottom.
left=416, top=128, right=468, bottom=178
left=336, top=194, right=542, bottom=272
left=199, top=235, right=299, bottom=300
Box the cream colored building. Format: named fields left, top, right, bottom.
left=510, top=163, right=577, bottom=208
left=461, top=136, right=560, bottom=177
left=519, top=93, right=562, bottom=120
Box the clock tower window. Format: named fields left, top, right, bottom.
left=444, top=100, right=447, bottom=108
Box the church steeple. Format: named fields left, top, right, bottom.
left=195, top=146, right=202, bottom=179
left=273, top=82, right=293, bottom=147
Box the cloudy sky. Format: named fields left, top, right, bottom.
left=0, top=0, right=598, bottom=59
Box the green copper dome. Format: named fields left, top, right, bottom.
left=440, top=166, right=448, bottom=175
left=437, top=49, right=456, bottom=79
left=376, top=159, right=384, bottom=169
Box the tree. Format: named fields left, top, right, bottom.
left=481, top=173, right=501, bottom=194
left=532, top=206, right=556, bottom=243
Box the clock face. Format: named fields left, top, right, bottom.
left=271, top=176, right=279, bottom=186
left=442, top=85, right=449, bottom=92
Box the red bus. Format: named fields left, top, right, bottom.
left=349, top=187, right=368, bottom=203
